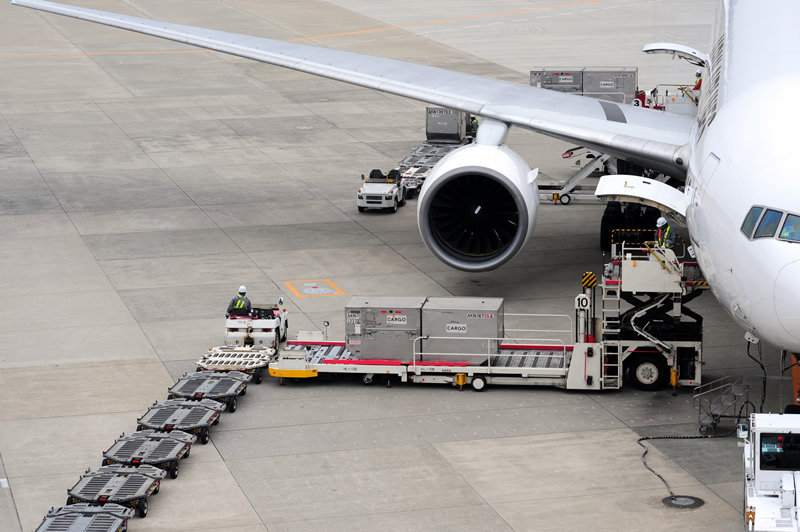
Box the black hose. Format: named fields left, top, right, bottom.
left=637, top=401, right=753, bottom=500
left=746, top=341, right=767, bottom=412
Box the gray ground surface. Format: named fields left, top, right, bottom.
left=0, top=0, right=782, bottom=530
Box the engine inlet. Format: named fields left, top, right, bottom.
left=429, top=173, right=519, bottom=258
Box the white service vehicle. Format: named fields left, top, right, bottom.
left=742, top=413, right=800, bottom=531
left=357, top=169, right=405, bottom=213
left=225, top=298, right=288, bottom=348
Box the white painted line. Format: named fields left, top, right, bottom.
left=0, top=479, right=8, bottom=488
left=489, top=22, right=505, bottom=25
left=605, top=4, right=620, bottom=7
left=357, top=39, right=375, bottom=43
left=387, top=35, right=403, bottom=39
left=536, top=15, right=552, bottom=18
left=464, top=25, right=481, bottom=28
left=559, top=12, right=574, bottom=15
left=582, top=9, right=597, bottom=12
left=512, top=18, right=528, bottom=22
left=438, top=28, right=455, bottom=32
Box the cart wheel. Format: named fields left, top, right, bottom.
left=241, top=386, right=247, bottom=396
left=227, top=396, right=237, bottom=413
left=471, top=375, right=487, bottom=392
left=66, top=497, right=74, bottom=506
left=213, top=415, right=220, bottom=426
left=362, top=374, right=374, bottom=386
left=102, top=459, right=110, bottom=466
left=254, top=368, right=262, bottom=385
left=167, top=394, right=174, bottom=400
left=152, top=482, right=160, bottom=495
left=182, top=447, right=191, bottom=459
left=281, top=323, right=288, bottom=342
left=138, top=498, right=148, bottom=518
left=195, top=367, right=203, bottom=372
left=136, top=425, right=143, bottom=431
left=559, top=194, right=571, bottom=205
left=699, top=425, right=709, bottom=436
left=274, top=329, right=281, bottom=349
left=169, top=461, right=179, bottom=479
left=629, top=354, right=669, bottom=391
left=200, top=427, right=210, bottom=445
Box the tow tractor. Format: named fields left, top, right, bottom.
left=225, top=298, right=287, bottom=348
left=269, top=237, right=707, bottom=392
left=741, top=413, right=800, bottom=531
left=356, top=169, right=406, bottom=213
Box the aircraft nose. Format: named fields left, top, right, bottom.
left=775, top=260, right=800, bottom=341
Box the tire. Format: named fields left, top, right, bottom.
left=784, top=404, right=800, bottom=414
left=136, top=425, right=143, bottom=432
left=167, top=394, right=174, bottom=400
left=281, top=323, right=288, bottom=342
left=152, top=482, right=160, bottom=495
left=241, top=386, right=247, bottom=396
left=254, top=368, right=262, bottom=385
left=102, top=459, right=110, bottom=466
left=169, top=461, right=179, bottom=480
left=471, top=375, right=487, bottom=392
left=559, top=194, right=571, bottom=205
left=274, top=330, right=280, bottom=349
left=200, top=427, right=210, bottom=445
left=213, top=415, right=220, bottom=426
left=66, top=497, right=74, bottom=506
left=227, top=396, right=237, bottom=413
left=358, top=206, right=366, bottom=212
left=391, top=198, right=398, bottom=213
left=181, top=447, right=190, bottom=459
left=362, top=374, right=374, bottom=386
left=195, top=367, right=203, bottom=372
left=137, top=498, right=148, bottom=518
left=629, top=354, right=669, bottom=391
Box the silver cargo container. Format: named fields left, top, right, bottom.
left=530, top=67, right=638, bottom=104
left=425, top=106, right=466, bottom=142
left=345, top=296, right=427, bottom=361
left=421, top=297, right=504, bottom=363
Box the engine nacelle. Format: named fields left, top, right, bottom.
left=417, top=143, right=539, bottom=272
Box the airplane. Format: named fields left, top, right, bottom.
left=10, top=0, right=800, bottom=354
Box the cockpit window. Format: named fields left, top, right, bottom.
left=754, top=209, right=783, bottom=238
left=741, top=207, right=763, bottom=237
left=779, top=214, right=800, bottom=242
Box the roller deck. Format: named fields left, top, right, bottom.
left=35, top=503, right=134, bottom=532
left=137, top=398, right=222, bottom=444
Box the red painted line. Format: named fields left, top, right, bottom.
left=323, top=359, right=403, bottom=366
left=286, top=340, right=346, bottom=346
left=500, top=344, right=574, bottom=351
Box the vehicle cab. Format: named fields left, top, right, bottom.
left=357, top=169, right=405, bottom=213
left=225, top=297, right=288, bottom=348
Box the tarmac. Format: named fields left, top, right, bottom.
left=0, top=0, right=786, bottom=530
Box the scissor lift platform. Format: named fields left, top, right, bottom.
left=137, top=398, right=222, bottom=444
left=168, top=371, right=250, bottom=413
left=197, top=345, right=273, bottom=384
left=35, top=503, right=134, bottom=532
left=66, top=464, right=164, bottom=518
left=102, top=430, right=195, bottom=479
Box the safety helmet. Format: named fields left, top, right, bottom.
left=239, top=285, right=247, bottom=293
left=696, top=69, right=702, bottom=75
left=656, top=217, right=667, bottom=228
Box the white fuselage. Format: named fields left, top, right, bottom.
left=685, top=0, right=800, bottom=352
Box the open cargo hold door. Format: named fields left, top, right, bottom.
left=642, top=43, right=709, bottom=67
left=595, top=175, right=689, bottom=226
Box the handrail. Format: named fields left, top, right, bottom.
left=411, top=335, right=568, bottom=373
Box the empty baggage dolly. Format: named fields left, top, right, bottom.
left=137, top=398, right=222, bottom=444
left=168, top=371, right=250, bottom=413
left=66, top=463, right=165, bottom=518
left=35, top=503, right=134, bottom=532
left=197, top=345, right=272, bottom=384
left=102, top=429, right=196, bottom=479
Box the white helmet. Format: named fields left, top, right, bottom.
left=239, top=285, right=246, bottom=293
left=656, top=217, right=668, bottom=228
left=696, top=68, right=702, bottom=75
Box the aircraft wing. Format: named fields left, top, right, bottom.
left=12, top=0, right=693, bottom=176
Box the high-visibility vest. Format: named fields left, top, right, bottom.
left=234, top=295, right=247, bottom=308
left=658, top=226, right=673, bottom=248
left=471, top=118, right=478, bottom=135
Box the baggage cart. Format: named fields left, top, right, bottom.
left=66, top=464, right=164, bottom=518
left=136, top=398, right=222, bottom=444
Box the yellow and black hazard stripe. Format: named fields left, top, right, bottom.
left=582, top=272, right=597, bottom=287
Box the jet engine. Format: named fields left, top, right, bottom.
left=417, top=143, right=539, bottom=272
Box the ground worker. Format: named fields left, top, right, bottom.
left=656, top=217, right=676, bottom=249
left=227, top=286, right=251, bottom=317
left=693, top=68, right=702, bottom=102
left=470, top=115, right=479, bottom=137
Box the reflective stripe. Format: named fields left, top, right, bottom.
left=235, top=296, right=246, bottom=308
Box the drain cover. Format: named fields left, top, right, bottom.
left=662, top=496, right=704, bottom=509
